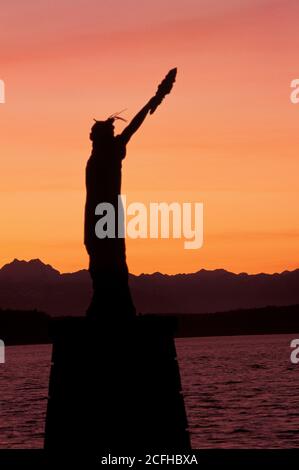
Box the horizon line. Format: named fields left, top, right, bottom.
left=1, top=257, right=298, bottom=278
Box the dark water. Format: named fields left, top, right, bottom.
left=0, top=344, right=50, bottom=448
left=177, top=334, right=299, bottom=448
left=1, top=334, right=299, bottom=448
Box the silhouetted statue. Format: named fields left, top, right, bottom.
left=85, top=69, right=177, bottom=319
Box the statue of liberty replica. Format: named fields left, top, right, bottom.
left=45, top=68, right=190, bottom=458
left=84, top=68, right=177, bottom=319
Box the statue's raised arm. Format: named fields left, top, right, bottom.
left=85, top=68, right=177, bottom=320
left=119, top=68, right=177, bottom=145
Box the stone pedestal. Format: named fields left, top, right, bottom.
left=44, top=315, right=190, bottom=458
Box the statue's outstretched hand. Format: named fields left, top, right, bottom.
left=147, top=96, right=160, bottom=114
left=149, top=68, right=177, bottom=114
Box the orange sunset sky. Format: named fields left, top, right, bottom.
left=1, top=0, right=299, bottom=274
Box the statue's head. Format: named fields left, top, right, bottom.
left=90, top=118, right=115, bottom=143
left=90, top=111, right=126, bottom=144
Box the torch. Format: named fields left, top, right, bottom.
left=149, top=68, right=177, bottom=114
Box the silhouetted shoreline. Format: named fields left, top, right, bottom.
left=1, top=304, right=299, bottom=346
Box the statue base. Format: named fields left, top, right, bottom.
left=44, top=315, right=190, bottom=459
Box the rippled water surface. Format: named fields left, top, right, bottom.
left=1, top=334, right=299, bottom=448
left=0, top=344, right=51, bottom=448
left=176, top=334, right=299, bottom=448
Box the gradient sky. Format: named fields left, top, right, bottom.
left=1, top=0, right=299, bottom=274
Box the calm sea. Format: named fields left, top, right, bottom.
left=1, top=334, right=299, bottom=448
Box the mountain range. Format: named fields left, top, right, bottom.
left=0, top=258, right=298, bottom=316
